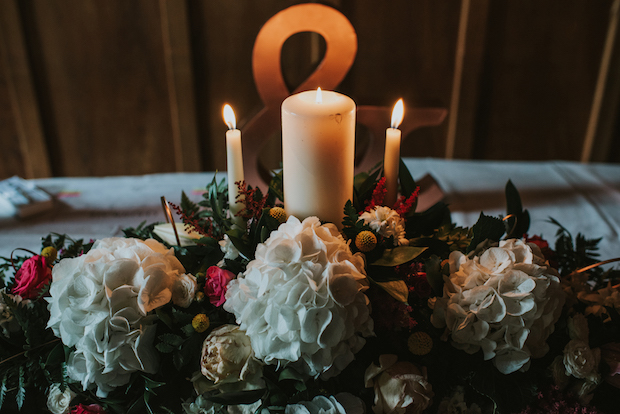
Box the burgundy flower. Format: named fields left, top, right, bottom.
left=204, top=266, right=235, bottom=307
left=12, top=255, right=52, bottom=299
left=70, top=404, right=107, bottom=414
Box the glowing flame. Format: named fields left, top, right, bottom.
left=391, top=99, right=404, bottom=129
left=223, top=104, right=236, bottom=130
left=316, top=87, right=323, bottom=104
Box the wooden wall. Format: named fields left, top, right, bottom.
left=1, top=0, right=619, bottom=179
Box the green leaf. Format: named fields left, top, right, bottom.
left=371, top=246, right=427, bottom=266
left=155, top=342, right=175, bottom=353
left=376, top=280, right=409, bottom=303
left=205, top=389, right=266, bottom=405
left=181, top=190, right=199, bottom=216
left=143, top=376, right=166, bottom=394
left=504, top=180, right=530, bottom=238
left=159, top=333, right=184, bottom=348
left=467, top=213, right=505, bottom=253
left=278, top=367, right=305, bottom=382
left=181, top=323, right=196, bottom=337
left=0, top=372, right=7, bottom=410
left=16, top=366, right=25, bottom=409
left=155, top=308, right=174, bottom=329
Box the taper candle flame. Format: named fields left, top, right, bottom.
left=223, top=104, right=236, bottom=130
left=316, top=87, right=323, bottom=104
left=391, top=99, right=404, bottom=129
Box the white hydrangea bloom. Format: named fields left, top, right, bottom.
left=431, top=239, right=565, bottom=374
left=224, top=216, right=373, bottom=378
left=47, top=237, right=192, bottom=397
left=358, top=206, right=408, bottom=246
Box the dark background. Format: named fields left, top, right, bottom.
left=1, top=0, right=619, bottom=179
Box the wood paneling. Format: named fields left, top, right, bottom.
left=0, top=0, right=50, bottom=179
left=472, top=0, right=612, bottom=161
left=0, top=0, right=618, bottom=180
left=20, top=0, right=176, bottom=177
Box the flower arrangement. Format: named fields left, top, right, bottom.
left=0, top=161, right=618, bottom=414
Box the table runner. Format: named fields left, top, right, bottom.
left=2, top=158, right=619, bottom=266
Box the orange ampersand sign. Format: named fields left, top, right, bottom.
left=242, top=3, right=446, bottom=188
left=242, top=3, right=356, bottom=188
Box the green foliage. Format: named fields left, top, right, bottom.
left=371, top=246, right=427, bottom=267
left=549, top=217, right=601, bottom=276
left=352, top=163, right=382, bottom=212
left=504, top=180, right=530, bottom=238
left=197, top=174, right=232, bottom=235
left=467, top=213, right=505, bottom=253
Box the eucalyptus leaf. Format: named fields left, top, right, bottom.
left=376, top=280, right=409, bottom=303
left=0, top=372, right=7, bottom=410
left=371, top=246, right=427, bottom=267
left=278, top=367, right=305, bottom=382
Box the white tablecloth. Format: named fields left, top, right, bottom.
left=2, top=158, right=620, bottom=267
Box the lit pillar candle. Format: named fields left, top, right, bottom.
left=223, top=104, right=244, bottom=225
left=384, top=99, right=404, bottom=207
left=282, top=88, right=356, bottom=227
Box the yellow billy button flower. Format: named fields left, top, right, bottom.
left=355, top=231, right=377, bottom=252
left=41, top=246, right=58, bottom=263
left=269, top=207, right=287, bottom=223
left=408, top=331, right=433, bottom=356
left=192, top=314, right=210, bottom=333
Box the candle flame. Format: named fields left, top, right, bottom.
left=223, top=104, right=236, bottom=130
left=316, top=87, right=323, bottom=104
left=391, top=99, right=404, bottom=129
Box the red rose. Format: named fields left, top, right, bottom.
left=70, top=404, right=107, bottom=414
left=204, top=266, right=235, bottom=307
left=12, top=255, right=52, bottom=299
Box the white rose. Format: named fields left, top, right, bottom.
left=224, top=216, right=373, bottom=378
left=172, top=273, right=198, bottom=307
left=153, top=222, right=202, bottom=246
left=219, top=234, right=240, bottom=260
left=365, top=354, right=433, bottom=414
left=46, top=383, right=75, bottom=414
left=285, top=395, right=349, bottom=414
left=200, top=325, right=262, bottom=385
left=358, top=206, right=408, bottom=246
left=563, top=339, right=600, bottom=379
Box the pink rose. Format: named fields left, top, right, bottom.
left=70, top=404, right=107, bottom=414
left=601, top=342, right=620, bottom=388
left=205, top=266, right=234, bottom=307
left=12, top=255, right=52, bottom=300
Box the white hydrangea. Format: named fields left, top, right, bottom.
left=285, top=395, right=353, bottom=414
left=224, top=216, right=374, bottom=378
left=431, top=239, right=565, bottom=374
left=358, top=206, right=408, bottom=246
left=47, top=237, right=195, bottom=397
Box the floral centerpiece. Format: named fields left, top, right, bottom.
left=0, top=161, right=619, bottom=414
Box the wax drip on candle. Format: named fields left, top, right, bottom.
left=316, top=87, right=323, bottom=104
left=391, top=98, right=404, bottom=129
left=223, top=104, right=236, bottom=130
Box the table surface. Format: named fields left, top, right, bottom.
left=2, top=158, right=620, bottom=268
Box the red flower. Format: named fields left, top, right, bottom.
left=70, top=404, right=107, bottom=414
left=12, top=255, right=52, bottom=299
left=204, top=266, right=235, bottom=307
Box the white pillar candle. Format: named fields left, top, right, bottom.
left=223, top=104, right=244, bottom=225
left=282, top=88, right=356, bottom=227
left=384, top=99, right=405, bottom=207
